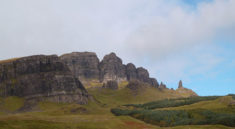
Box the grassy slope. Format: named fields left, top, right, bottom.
left=158, top=96, right=234, bottom=112
left=0, top=100, right=233, bottom=129
left=0, top=58, right=19, bottom=64
left=0, top=96, right=25, bottom=114
left=88, top=87, right=185, bottom=106
left=0, top=85, right=233, bottom=129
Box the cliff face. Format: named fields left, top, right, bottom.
left=0, top=55, right=88, bottom=104
left=0, top=52, right=197, bottom=104
left=60, top=52, right=100, bottom=81
left=60, top=52, right=159, bottom=87
left=99, top=53, right=127, bottom=82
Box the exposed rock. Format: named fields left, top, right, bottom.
left=60, top=52, right=100, bottom=81
left=126, top=63, right=137, bottom=81
left=61, top=52, right=159, bottom=88
left=176, top=80, right=198, bottom=97
left=70, top=107, right=88, bottom=113
left=102, top=80, right=118, bottom=90
left=99, top=53, right=127, bottom=82
left=159, top=82, right=167, bottom=89
left=0, top=55, right=88, bottom=104
left=136, top=67, right=149, bottom=82
left=178, top=80, right=183, bottom=89
left=126, top=63, right=159, bottom=87
left=126, top=80, right=146, bottom=90
left=148, top=78, right=159, bottom=88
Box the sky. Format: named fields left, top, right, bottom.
left=0, top=0, right=235, bottom=96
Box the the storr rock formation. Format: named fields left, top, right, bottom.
left=176, top=80, right=198, bottom=96
left=0, top=55, right=89, bottom=104
left=60, top=52, right=159, bottom=87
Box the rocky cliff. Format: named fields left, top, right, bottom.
left=99, top=53, right=127, bottom=82
left=0, top=52, right=197, bottom=104
left=60, top=52, right=159, bottom=87
left=0, top=55, right=89, bottom=104
left=60, top=52, right=100, bottom=81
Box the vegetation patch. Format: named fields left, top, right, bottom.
left=111, top=108, right=235, bottom=127
left=124, top=96, right=220, bottom=109
left=0, top=96, right=25, bottom=113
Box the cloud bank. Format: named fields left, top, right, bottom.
left=0, top=0, right=235, bottom=93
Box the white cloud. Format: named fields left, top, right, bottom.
left=0, top=0, right=234, bottom=86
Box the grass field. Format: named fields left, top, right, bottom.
left=0, top=86, right=234, bottom=129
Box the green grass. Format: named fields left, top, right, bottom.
left=0, top=85, right=233, bottom=129
left=111, top=108, right=235, bottom=127
left=111, top=95, right=235, bottom=127
left=124, top=96, right=220, bottom=110
left=87, top=86, right=187, bottom=107
left=0, top=96, right=25, bottom=113
left=0, top=58, right=19, bottom=64
left=0, top=110, right=233, bottom=129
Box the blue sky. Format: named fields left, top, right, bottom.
left=0, top=0, right=234, bottom=96
left=161, top=0, right=235, bottom=96
left=182, top=0, right=213, bottom=6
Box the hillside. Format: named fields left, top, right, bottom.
left=0, top=52, right=231, bottom=129
left=0, top=94, right=234, bottom=129
left=111, top=95, right=235, bottom=127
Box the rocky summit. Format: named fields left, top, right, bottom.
left=99, top=52, right=127, bottom=82
left=60, top=52, right=159, bottom=87
left=0, top=55, right=89, bottom=104
left=178, top=80, right=183, bottom=89
left=176, top=80, right=198, bottom=97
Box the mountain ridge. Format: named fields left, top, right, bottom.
left=0, top=51, right=197, bottom=105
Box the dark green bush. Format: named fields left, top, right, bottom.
left=125, top=96, right=220, bottom=109
left=111, top=108, right=235, bottom=127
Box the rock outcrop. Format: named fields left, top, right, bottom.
left=159, top=82, right=167, bottom=89
left=126, top=80, right=146, bottom=90
left=176, top=80, right=198, bottom=97
left=60, top=52, right=159, bottom=88
left=178, top=80, right=183, bottom=89
left=102, top=80, right=118, bottom=90
left=99, top=53, right=127, bottom=82
left=60, top=52, right=100, bottom=81
left=0, top=55, right=89, bottom=104
left=126, top=63, right=137, bottom=81
left=0, top=52, right=198, bottom=105
left=136, top=67, right=149, bottom=82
